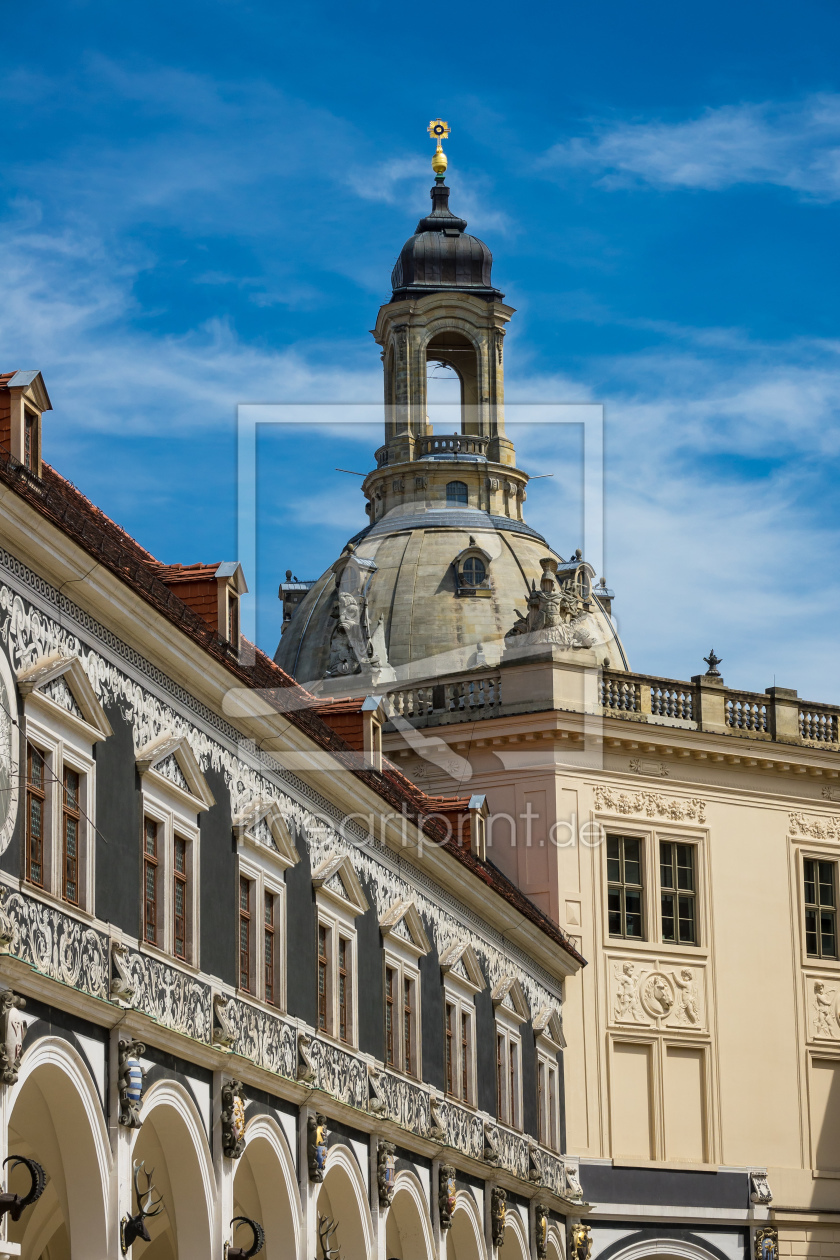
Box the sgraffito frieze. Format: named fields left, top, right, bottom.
left=3, top=892, right=108, bottom=999
left=121, top=948, right=211, bottom=1042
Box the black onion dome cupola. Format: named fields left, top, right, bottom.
left=390, top=181, right=502, bottom=301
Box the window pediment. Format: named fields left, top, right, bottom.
left=312, top=852, right=369, bottom=917
left=136, top=733, right=214, bottom=811
left=380, top=897, right=431, bottom=957
left=233, top=799, right=299, bottom=870
left=533, top=1005, right=565, bottom=1050
left=440, top=941, right=485, bottom=993
left=17, top=653, right=112, bottom=741
left=492, top=975, right=530, bottom=1024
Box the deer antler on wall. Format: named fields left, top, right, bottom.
left=120, top=1160, right=165, bottom=1254
left=318, top=1213, right=342, bottom=1260
left=0, top=1155, right=46, bottom=1221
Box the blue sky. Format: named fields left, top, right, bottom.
left=4, top=0, right=840, bottom=697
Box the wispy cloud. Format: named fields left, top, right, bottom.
left=540, top=95, right=840, bottom=199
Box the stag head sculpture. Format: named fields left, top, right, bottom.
left=120, top=1160, right=164, bottom=1253
left=318, top=1213, right=342, bottom=1260
left=226, top=1215, right=265, bottom=1258
left=0, top=1155, right=46, bottom=1221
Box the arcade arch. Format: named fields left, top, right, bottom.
left=384, top=1170, right=435, bottom=1260
left=316, top=1144, right=374, bottom=1260
left=233, top=1113, right=301, bottom=1260
left=448, top=1189, right=487, bottom=1260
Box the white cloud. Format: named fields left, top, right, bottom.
left=540, top=95, right=840, bottom=199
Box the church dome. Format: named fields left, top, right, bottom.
left=390, top=182, right=502, bottom=301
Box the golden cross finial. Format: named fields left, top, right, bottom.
left=427, top=118, right=450, bottom=178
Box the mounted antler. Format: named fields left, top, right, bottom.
left=318, top=1214, right=342, bottom=1260
left=0, top=1156, right=46, bottom=1221
left=226, top=1215, right=265, bottom=1258
left=120, top=1160, right=165, bottom=1253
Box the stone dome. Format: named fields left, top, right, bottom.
left=275, top=503, right=627, bottom=691
left=390, top=182, right=502, bottom=301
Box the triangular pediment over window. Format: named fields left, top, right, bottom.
left=533, top=1005, right=565, bottom=1050
left=136, top=732, right=215, bottom=810
left=17, top=653, right=112, bottom=741
left=312, top=852, right=369, bottom=917
left=491, top=975, right=530, bottom=1023
left=380, top=897, right=431, bottom=956
left=440, top=941, right=485, bottom=993
left=233, top=799, right=299, bottom=870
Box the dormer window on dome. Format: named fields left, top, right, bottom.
left=446, top=480, right=469, bottom=506
left=453, top=539, right=492, bottom=599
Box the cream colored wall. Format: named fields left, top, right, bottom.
left=390, top=715, right=840, bottom=1211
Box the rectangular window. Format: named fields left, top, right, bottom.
left=403, top=976, right=414, bottom=1076
left=385, top=966, right=396, bottom=1066
left=805, top=859, right=838, bottom=959
left=173, top=837, right=187, bottom=960
left=338, top=936, right=349, bottom=1043
left=62, top=767, right=80, bottom=905
left=496, top=1032, right=506, bottom=1120
left=25, top=744, right=46, bottom=888
left=538, top=1059, right=546, bottom=1143
left=143, top=817, right=159, bottom=945
left=239, top=877, right=252, bottom=991
left=548, top=1063, right=558, bottom=1149
left=264, top=892, right=276, bottom=1005
left=24, top=410, right=39, bottom=472
left=461, top=1010, right=469, bottom=1102
left=445, top=1002, right=455, bottom=1095
left=318, top=924, right=329, bottom=1032
left=660, top=841, right=697, bottom=944
left=607, top=834, right=644, bottom=938
left=510, top=1039, right=519, bottom=1128
left=228, top=592, right=239, bottom=645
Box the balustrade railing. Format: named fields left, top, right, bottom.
left=726, top=693, right=768, bottom=732
left=417, top=433, right=490, bottom=458
left=387, top=672, right=502, bottom=722
left=800, top=705, right=840, bottom=744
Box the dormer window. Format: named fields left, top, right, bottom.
left=462, top=556, right=485, bottom=586
left=446, top=480, right=468, bottom=506
left=0, top=370, right=51, bottom=476
left=453, top=540, right=492, bottom=598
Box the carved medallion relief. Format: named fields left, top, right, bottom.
left=609, top=957, right=706, bottom=1031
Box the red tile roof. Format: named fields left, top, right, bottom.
left=0, top=446, right=584, bottom=967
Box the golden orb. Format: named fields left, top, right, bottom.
left=432, top=147, right=448, bottom=175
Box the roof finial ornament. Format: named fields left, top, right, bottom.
left=703, top=648, right=722, bottom=677
left=428, top=118, right=450, bottom=182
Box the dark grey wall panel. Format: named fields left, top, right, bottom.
left=199, top=764, right=235, bottom=986
left=285, top=837, right=317, bottom=1025
left=356, top=876, right=383, bottom=1059
left=580, top=1164, right=749, bottom=1209
left=95, top=703, right=141, bottom=934
left=419, top=939, right=444, bottom=1092
left=521, top=1022, right=538, bottom=1139
left=475, top=987, right=495, bottom=1115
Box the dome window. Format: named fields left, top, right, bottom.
left=446, top=480, right=469, bottom=506
left=453, top=539, right=492, bottom=598
left=462, top=556, right=486, bottom=587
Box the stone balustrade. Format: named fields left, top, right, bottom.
left=387, top=672, right=502, bottom=722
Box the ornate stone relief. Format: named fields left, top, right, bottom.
left=222, top=1079, right=247, bottom=1159
left=228, top=998, right=296, bottom=1078
left=0, top=989, right=27, bottom=1085
left=118, top=1038, right=146, bottom=1128
left=491, top=1187, right=507, bottom=1247
left=377, top=1140, right=396, bottom=1207
left=749, top=1171, right=773, bottom=1205
left=563, top=1161, right=584, bottom=1204
left=120, top=947, right=211, bottom=1042
left=505, top=558, right=596, bottom=651
left=535, top=1205, right=549, bottom=1260
left=807, top=977, right=840, bottom=1041
left=570, top=1223, right=592, bottom=1260
left=611, top=960, right=704, bottom=1030
left=110, top=941, right=135, bottom=1005
left=755, top=1226, right=778, bottom=1260
left=212, top=994, right=236, bottom=1049
left=790, top=812, right=840, bottom=840
left=308, top=1113, right=329, bottom=1182
left=439, top=1164, right=456, bottom=1231
left=594, top=786, right=706, bottom=823
left=3, top=891, right=108, bottom=999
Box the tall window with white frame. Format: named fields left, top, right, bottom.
left=805, top=858, right=838, bottom=959
left=143, top=817, right=160, bottom=946
left=25, top=744, right=46, bottom=889
left=264, top=892, right=276, bottom=1006
left=660, top=841, right=696, bottom=944
left=338, top=936, right=350, bottom=1044
left=318, top=923, right=330, bottom=1033
left=495, top=1026, right=522, bottom=1128
left=62, top=767, right=80, bottom=906
left=173, top=837, right=188, bottom=961
left=607, top=834, right=644, bottom=939
left=380, top=903, right=427, bottom=1077
left=239, top=876, right=252, bottom=992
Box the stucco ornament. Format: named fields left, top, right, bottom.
left=563, top=1162, right=584, bottom=1204
left=491, top=1186, right=507, bottom=1247
left=222, top=1079, right=247, bottom=1159
left=570, top=1222, right=592, bottom=1260
left=535, top=1204, right=549, bottom=1259
left=0, top=990, right=26, bottom=1085
left=640, top=972, right=675, bottom=1020
left=377, top=1140, right=396, bottom=1207
left=118, top=1037, right=146, bottom=1128
left=750, top=1171, right=773, bottom=1206
left=308, top=1113, right=329, bottom=1182
left=755, top=1226, right=778, bottom=1260
left=439, top=1164, right=457, bottom=1230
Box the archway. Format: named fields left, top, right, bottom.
left=546, top=1223, right=565, bottom=1260
left=602, top=1240, right=725, bottom=1260
left=128, top=1079, right=214, bottom=1260
left=498, top=1209, right=528, bottom=1260
left=449, top=1190, right=486, bottom=1260
left=384, top=1170, right=435, bottom=1260
left=232, top=1114, right=301, bottom=1259
left=316, top=1144, right=373, bottom=1260
left=6, top=1036, right=111, bottom=1259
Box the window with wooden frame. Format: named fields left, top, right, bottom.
left=805, top=858, right=838, bottom=959
left=143, top=817, right=160, bottom=946
left=23, top=409, right=39, bottom=473
left=403, top=975, right=414, bottom=1075
left=338, top=935, right=351, bottom=1044
left=318, top=923, right=330, bottom=1032
left=442, top=993, right=475, bottom=1105
left=264, top=891, right=276, bottom=1006
left=228, top=590, right=240, bottom=646
left=62, top=766, right=81, bottom=905
left=536, top=1050, right=560, bottom=1149
left=25, top=744, right=46, bottom=888
left=173, top=836, right=188, bottom=960
left=445, top=1002, right=455, bottom=1095
left=494, top=1024, right=522, bottom=1128
left=607, top=833, right=644, bottom=939
left=385, top=966, right=396, bottom=1066
left=239, top=876, right=253, bottom=992
left=660, top=841, right=697, bottom=945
